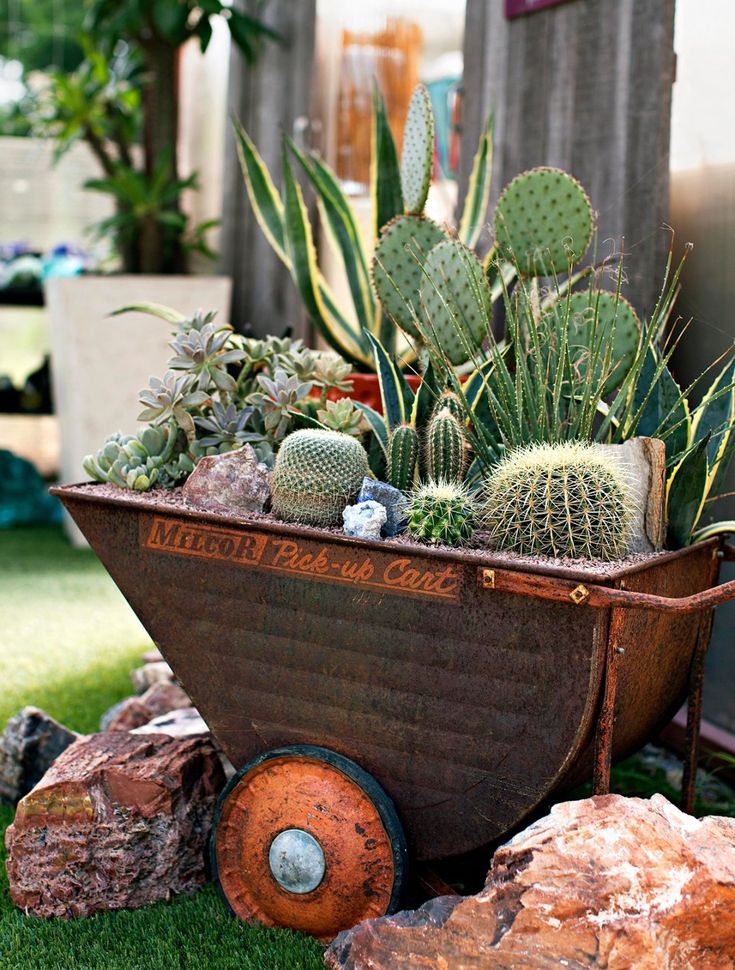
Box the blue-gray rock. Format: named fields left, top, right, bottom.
left=357, top=477, right=409, bottom=537
left=342, top=500, right=387, bottom=540
left=0, top=707, right=79, bottom=804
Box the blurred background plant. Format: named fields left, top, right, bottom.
left=10, top=0, right=279, bottom=274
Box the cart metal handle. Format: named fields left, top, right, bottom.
left=478, top=545, right=735, bottom=614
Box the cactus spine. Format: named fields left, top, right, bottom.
left=481, top=441, right=635, bottom=561
left=408, top=480, right=476, bottom=547
left=387, top=424, right=419, bottom=492
left=272, top=429, right=370, bottom=527
left=426, top=407, right=467, bottom=483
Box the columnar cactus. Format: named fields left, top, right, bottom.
left=426, top=408, right=467, bottom=484
left=271, top=429, right=370, bottom=526
left=407, top=480, right=476, bottom=547
left=387, top=424, right=419, bottom=492
left=481, top=441, right=635, bottom=561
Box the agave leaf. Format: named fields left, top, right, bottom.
left=364, top=330, right=414, bottom=430
left=110, top=302, right=186, bottom=324
left=691, top=520, right=735, bottom=544
left=233, top=120, right=289, bottom=266
left=354, top=401, right=389, bottom=458
left=666, top=432, right=711, bottom=548
left=288, top=140, right=375, bottom=334
left=458, top=112, right=493, bottom=250
left=280, top=145, right=369, bottom=367
left=371, top=86, right=404, bottom=239
left=691, top=357, right=735, bottom=498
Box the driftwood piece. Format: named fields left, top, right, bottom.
left=604, top=436, right=667, bottom=554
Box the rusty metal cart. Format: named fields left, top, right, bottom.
left=53, top=484, right=735, bottom=940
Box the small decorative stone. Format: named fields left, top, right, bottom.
left=0, top=707, right=78, bottom=805
left=343, top=500, right=387, bottom=539
left=357, top=477, right=408, bottom=537
left=182, top=444, right=271, bottom=514
left=5, top=732, right=225, bottom=918
left=141, top=648, right=164, bottom=664
left=102, top=682, right=192, bottom=732
left=132, top=706, right=208, bottom=740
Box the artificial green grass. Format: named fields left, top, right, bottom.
left=0, top=526, right=322, bottom=970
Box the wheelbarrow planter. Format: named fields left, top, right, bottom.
left=52, top=483, right=735, bottom=940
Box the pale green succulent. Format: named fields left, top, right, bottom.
left=317, top=398, right=364, bottom=438
left=138, top=371, right=209, bottom=439
left=168, top=322, right=245, bottom=393
left=314, top=352, right=353, bottom=396
left=248, top=368, right=313, bottom=443
left=83, top=423, right=182, bottom=492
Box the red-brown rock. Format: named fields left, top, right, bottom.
left=130, top=659, right=175, bottom=693
left=325, top=794, right=735, bottom=969
left=104, top=682, right=191, bottom=731
left=182, top=444, right=271, bottom=514
left=5, top=731, right=225, bottom=918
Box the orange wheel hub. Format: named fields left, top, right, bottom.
left=211, top=745, right=407, bottom=941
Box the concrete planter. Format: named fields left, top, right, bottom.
left=46, top=275, right=232, bottom=544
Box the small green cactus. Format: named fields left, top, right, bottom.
left=271, top=429, right=370, bottom=526
left=400, top=84, right=434, bottom=215
left=426, top=408, right=467, bottom=483
left=434, top=390, right=464, bottom=422
left=419, top=239, right=492, bottom=365
left=372, top=214, right=447, bottom=339
left=481, top=441, right=635, bottom=561
left=494, top=167, right=594, bottom=276
left=387, top=423, right=419, bottom=492
left=407, top=480, right=476, bottom=547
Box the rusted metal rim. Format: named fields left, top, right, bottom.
left=49, top=482, right=723, bottom=585
left=210, top=745, right=408, bottom=941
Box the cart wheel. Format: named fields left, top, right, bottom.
left=210, top=744, right=408, bottom=941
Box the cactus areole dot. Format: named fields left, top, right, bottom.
left=268, top=829, right=326, bottom=895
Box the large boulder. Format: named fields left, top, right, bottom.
left=5, top=731, right=225, bottom=918
left=0, top=707, right=78, bottom=805
left=325, top=794, right=735, bottom=969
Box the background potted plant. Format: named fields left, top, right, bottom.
left=36, top=0, right=277, bottom=541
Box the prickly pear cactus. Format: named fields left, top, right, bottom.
left=407, top=480, right=476, bottom=547
left=494, top=167, right=594, bottom=276
left=426, top=408, right=467, bottom=483
left=481, top=441, right=635, bottom=560
left=372, top=215, right=447, bottom=339
left=400, top=84, right=434, bottom=216
left=419, top=239, right=492, bottom=365
left=563, top=290, right=642, bottom=393
left=271, top=429, right=369, bottom=526
left=387, top=423, right=419, bottom=492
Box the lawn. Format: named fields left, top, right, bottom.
left=0, top=526, right=322, bottom=970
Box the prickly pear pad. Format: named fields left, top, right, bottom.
left=372, top=215, right=446, bottom=339
left=420, top=239, right=492, bottom=365
left=494, top=167, right=594, bottom=276
left=400, top=84, right=434, bottom=215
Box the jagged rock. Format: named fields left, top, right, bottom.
left=357, top=477, right=408, bottom=537
left=102, top=682, right=191, bottom=731
left=132, top=706, right=208, bottom=740
left=141, top=648, right=164, bottom=664
left=182, top=444, right=271, bottom=514
left=132, top=709, right=235, bottom=779
left=0, top=707, right=78, bottom=805
left=325, top=794, right=735, bottom=969
left=5, top=732, right=225, bottom=918
left=343, top=500, right=387, bottom=539
left=130, top=659, right=175, bottom=693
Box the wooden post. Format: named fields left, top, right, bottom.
left=219, top=0, right=317, bottom=336
left=461, top=0, right=676, bottom=316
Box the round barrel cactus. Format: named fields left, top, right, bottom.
left=272, top=429, right=370, bottom=527
left=481, top=441, right=635, bottom=561
left=407, top=480, right=476, bottom=547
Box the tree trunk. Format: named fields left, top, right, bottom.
left=140, top=37, right=186, bottom=274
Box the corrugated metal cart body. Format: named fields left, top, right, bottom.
left=54, top=485, right=728, bottom=861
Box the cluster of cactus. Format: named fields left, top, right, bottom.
left=271, top=429, right=370, bottom=527
left=481, top=442, right=636, bottom=561
left=426, top=403, right=467, bottom=483
left=387, top=424, right=419, bottom=491
left=83, top=424, right=191, bottom=492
